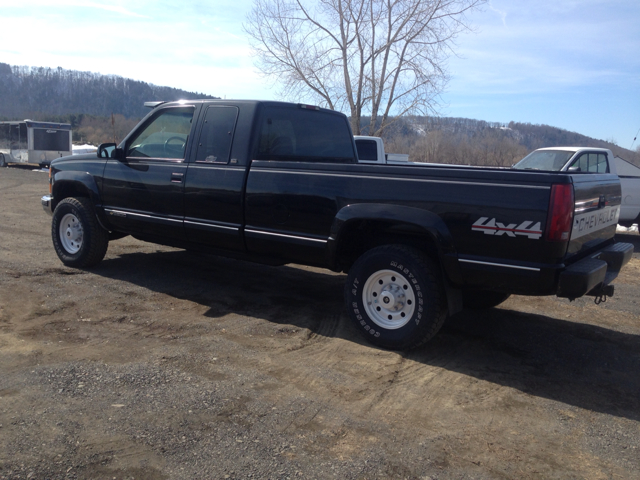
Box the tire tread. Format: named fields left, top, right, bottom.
left=345, top=244, right=447, bottom=350
left=52, top=197, right=109, bottom=268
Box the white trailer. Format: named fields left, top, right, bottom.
left=0, top=120, right=72, bottom=168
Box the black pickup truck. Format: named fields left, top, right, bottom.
left=42, top=100, right=633, bottom=349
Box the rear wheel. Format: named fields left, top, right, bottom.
left=345, top=245, right=447, bottom=350
left=462, top=289, right=511, bottom=310
left=51, top=197, right=109, bottom=268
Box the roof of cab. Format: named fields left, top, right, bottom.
left=535, top=146, right=612, bottom=154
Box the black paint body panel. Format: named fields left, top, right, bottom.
left=47, top=99, right=626, bottom=298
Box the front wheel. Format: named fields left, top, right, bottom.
left=344, top=245, right=447, bottom=350
left=0, top=154, right=7, bottom=167
left=51, top=197, right=109, bottom=268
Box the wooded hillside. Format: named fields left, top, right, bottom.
left=378, top=116, right=640, bottom=167
left=0, top=63, right=217, bottom=120
left=1, top=62, right=637, bottom=166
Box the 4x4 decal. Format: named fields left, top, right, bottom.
left=472, top=217, right=542, bottom=239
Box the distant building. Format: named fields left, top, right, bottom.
left=614, top=156, right=640, bottom=177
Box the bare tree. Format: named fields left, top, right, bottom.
left=245, top=0, right=485, bottom=136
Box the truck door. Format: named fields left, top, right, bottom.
left=244, top=104, right=357, bottom=266
left=183, top=105, right=246, bottom=251
left=101, top=105, right=198, bottom=240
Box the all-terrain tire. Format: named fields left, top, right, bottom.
left=344, top=245, right=447, bottom=350
left=462, top=289, right=511, bottom=310
left=51, top=197, right=109, bottom=268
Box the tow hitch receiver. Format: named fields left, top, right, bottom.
left=590, top=284, right=615, bottom=305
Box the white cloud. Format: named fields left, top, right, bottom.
left=0, top=0, right=146, bottom=17
left=0, top=0, right=638, bottom=142
left=487, top=1, right=507, bottom=26
left=80, top=1, right=148, bottom=17
left=447, top=0, right=640, bottom=97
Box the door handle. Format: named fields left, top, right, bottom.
left=171, top=172, right=184, bottom=183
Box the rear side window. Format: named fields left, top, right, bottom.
left=256, top=105, right=355, bottom=162
left=569, top=153, right=609, bottom=173
left=195, top=106, right=238, bottom=164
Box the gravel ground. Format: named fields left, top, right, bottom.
left=1, top=166, right=639, bottom=479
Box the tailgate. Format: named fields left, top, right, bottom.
left=567, top=173, right=621, bottom=258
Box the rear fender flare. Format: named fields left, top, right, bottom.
left=328, top=203, right=460, bottom=281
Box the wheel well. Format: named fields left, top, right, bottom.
left=335, top=219, right=440, bottom=272
left=52, top=183, right=90, bottom=211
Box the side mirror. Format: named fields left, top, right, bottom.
left=98, top=143, right=116, bottom=158
left=97, top=143, right=125, bottom=160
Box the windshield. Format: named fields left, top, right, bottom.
left=513, top=150, right=575, bottom=171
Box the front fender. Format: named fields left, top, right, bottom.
left=51, top=170, right=102, bottom=210
left=49, top=171, right=114, bottom=232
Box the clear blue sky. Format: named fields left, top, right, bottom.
left=0, top=0, right=638, bottom=149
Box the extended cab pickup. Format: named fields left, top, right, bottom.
left=513, top=147, right=640, bottom=227
left=42, top=100, right=634, bottom=350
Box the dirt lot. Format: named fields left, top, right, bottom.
left=1, top=166, right=639, bottom=480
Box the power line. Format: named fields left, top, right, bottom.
left=632, top=126, right=640, bottom=150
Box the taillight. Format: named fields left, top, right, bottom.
left=545, top=183, right=574, bottom=241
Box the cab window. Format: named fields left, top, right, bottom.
left=255, top=105, right=355, bottom=163
left=569, top=153, right=609, bottom=173
left=356, top=140, right=378, bottom=161
left=127, top=107, right=195, bottom=159
left=195, top=106, right=239, bottom=164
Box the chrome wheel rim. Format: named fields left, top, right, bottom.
left=362, top=269, right=415, bottom=329
left=59, top=213, right=83, bottom=254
